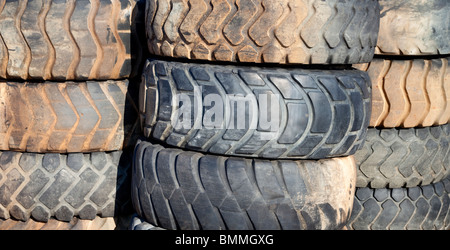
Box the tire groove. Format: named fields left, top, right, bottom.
left=63, top=0, right=79, bottom=80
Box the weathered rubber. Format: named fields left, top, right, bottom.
left=0, top=0, right=146, bottom=80
left=0, top=150, right=133, bottom=222
left=132, top=140, right=356, bottom=230
left=146, top=0, right=380, bottom=64
left=347, top=178, right=450, bottom=230
left=354, top=125, right=450, bottom=189
left=355, top=57, right=450, bottom=128
left=0, top=216, right=125, bottom=230
left=376, top=0, right=450, bottom=56
left=0, top=80, right=139, bottom=153
left=140, top=59, right=371, bottom=159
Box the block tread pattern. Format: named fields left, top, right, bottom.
left=0, top=80, right=139, bottom=153
left=376, top=0, right=450, bottom=56
left=347, top=178, right=450, bottom=230
left=146, top=0, right=380, bottom=64
left=0, top=150, right=133, bottom=222
left=355, top=125, right=450, bottom=189
left=132, top=140, right=356, bottom=230
left=355, top=57, right=450, bottom=128
left=0, top=0, right=142, bottom=80
left=140, top=60, right=371, bottom=159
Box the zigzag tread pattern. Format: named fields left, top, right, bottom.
left=140, top=60, right=371, bottom=159
left=355, top=57, right=450, bottom=128
left=347, top=178, right=450, bottom=230
left=0, top=150, right=133, bottom=222
left=0, top=80, right=139, bottom=153
left=146, top=0, right=380, bottom=64
left=354, top=125, right=450, bottom=189
left=132, top=140, right=356, bottom=230
left=0, top=0, right=138, bottom=81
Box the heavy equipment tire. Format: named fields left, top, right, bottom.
left=0, top=80, right=139, bottom=153
left=0, top=216, right=125, bottom=230
left=146, top=0, right=380, bottom=64
left=354, top=125, right=450, bottom=189
left=0, top=150, right=133, bottom=222
left=376, top=0, right=450, bottom=56
left=0, top=0, right=146, bottom=80
left=347, top=178, right=450, bottom=230
left=140, top=59, right=371, bottom=159
left=355, top=57, right=450, bottom=128
left=132, top=140, right=356, bottom=230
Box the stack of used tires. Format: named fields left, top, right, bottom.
left=131, top=0, right=380, bottom=230
left=347, top=0, right=450, bottom=230
left=0, top=0, right=147, bottom=229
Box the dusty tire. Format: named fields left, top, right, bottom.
left=347, top=178, right=450, bottom=230
left=0, top=216, right=125, bottom=230
left=140, top=60, right=371, bottom=159
left=0, top=150, right=133, bottom=222
left=0, top=0, right=146, bottom=81
left=146, top=0, right=380, bottom=64
left=0, top=80, right=139, bottom=153
left=355, top=57, right=450, bottom=128
left=132, top=140, right=356, bottom=230
left=354, top=125, right=450, bottom=189
left=376, top=0, right=450, bottom=56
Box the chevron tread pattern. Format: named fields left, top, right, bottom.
left=354, top=125, right=450, bottom=189
left=0, top=80, right=139, bottom=153
left=0, top=150, right=133, bottom=222
left=0, top=0, right=142, bottom=80
left=140, top=59, right=371, bottom=159
left=355, top=57, right=450, bottom=128
left=132, top=140, right=356, bottom=230
left=347, top=178, right=450, bottom=230
left=146, top=0, right=380, bottom=64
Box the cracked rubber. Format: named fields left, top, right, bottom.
left=347, top=178, right=450, bottom=230
left=132, top=140, right=356, bottom=230
left=140, top=59, right=371, bottom=159
left=354, top=125, right=450, bottom=189
left=0, top=150, right=133, bottom=222
left=376, top=0, right=450, bottom=56
left=0, top=0, right=147, bottom=81
left=0, top=80, right=139, bottom=153
left=146, top=0, right=380, bottom=64
left=355, top=57, right=450, bottom=128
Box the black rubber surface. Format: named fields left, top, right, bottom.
left=0, top=150, right=133, bottom=222
left=347, top=178, right=450, bottom=230
left=355, top=125, right=450, bottom=188
left=132, top=140, right=357, bottom=230
left=140, top=59, right=372, bottom=159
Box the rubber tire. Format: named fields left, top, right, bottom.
left=0, top=150, right=133, bottom=222
left=140, top=59, right=371, bottom=159
left=0, top=216, right=124, bottom=230
left=132, top=140, right=356, bottom=230
left=347, top=178, right=450, bottom=230
left=0, top=80, right=139, bottom=153
left=146, top=0, right=380, bottom=64
left=0, top=0, right=146, bottom=81
left=376, top=0, right=450, bottom=56
left=354, top=125, right=450, bottom=189
left=355, top=57, right=450, bottom=128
